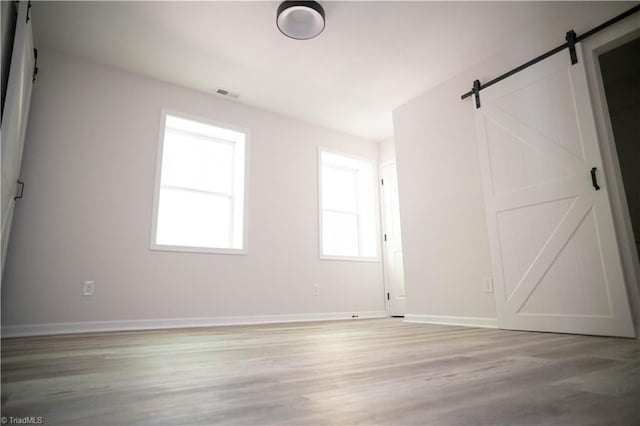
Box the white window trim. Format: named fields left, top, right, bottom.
left=150, top=109, right=250, bottom=255
left=318, top=147, right=382, bottom=262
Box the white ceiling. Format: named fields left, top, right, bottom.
left=32, top=1, right=611, bottom=141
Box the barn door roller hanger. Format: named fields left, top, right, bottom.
left=461, top=4, right=640, bottom=109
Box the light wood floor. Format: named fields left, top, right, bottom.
left=2, top=318, right=639, bottom=425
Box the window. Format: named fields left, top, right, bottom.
left=151, top=112, right=247, bottom=254
left=319, top=149, right=378, bottom=260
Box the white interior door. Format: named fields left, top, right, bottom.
left=381, top=162, right=406, bottom=316
left=475, top=44, right=635, bottom=337
left=1, top=2, right=35, bottom=276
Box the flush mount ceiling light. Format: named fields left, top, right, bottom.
left=277, top=1, right=325, bottom=40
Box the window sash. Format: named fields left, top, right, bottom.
left=152, top=111, right=247, bottom=253
left=165, top=127, right=237, bottom=147
left=321, top=163, right=359, bottom=214
left=321, top=210, right=360, bottom=256
left=160, top=183, right=233, bottom=199
left=156, top=188, right=234, bottom=248
left=320, top=154, right=376, bottom=259
left=161, top=129, right=236, bottom=195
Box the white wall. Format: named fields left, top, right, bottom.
left=393, top=76, right=495, bottom=321
left=392, top=2, right=637, bottom=324
left=378, top=138, right=395, bottom=165
left=1, top=49, right=385, bottom=331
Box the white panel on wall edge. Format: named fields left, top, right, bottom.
left=1, top=1, right=35, bottom=277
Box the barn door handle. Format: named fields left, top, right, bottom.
left=590, top=167, right=600, bottom=191
left=15, top=180, right=25, bottom=200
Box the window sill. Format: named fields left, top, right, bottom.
left=150, top=244, right=247, bottom=256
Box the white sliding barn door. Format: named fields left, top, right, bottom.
left=475, top=45, right=635, bottom=337
left=1, top=2, right=35, bottom=276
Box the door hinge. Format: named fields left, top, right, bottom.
left=384, top=234, right=387, bottom=242
left=381, top=178, right=384, bottom=186
left=387, top=292, right=390, bottom=301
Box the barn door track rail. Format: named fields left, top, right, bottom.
left=461, top=4, right=640, bottom=108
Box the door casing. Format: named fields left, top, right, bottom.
left=379, top=160, right=406, bottom=317
left=582, top=16, right=640, bottom=337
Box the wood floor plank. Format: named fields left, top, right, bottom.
left=2, top=318, right=639, bottom=425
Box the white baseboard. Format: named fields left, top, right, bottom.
left=404, top=314, right=498, bottom=329
left=1, top=311, right=387, bottom=338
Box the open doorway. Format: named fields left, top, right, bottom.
left=599, top=36, right=640, bottom=263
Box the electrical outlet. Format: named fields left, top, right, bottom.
left=482, top=277, right=494, bottom=293
left=312, top=283, right=320, bottom=296
left=83, top=280, right=95, bottom=296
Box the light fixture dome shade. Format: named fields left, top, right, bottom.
left=277, top=1, right=325, bottom=40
